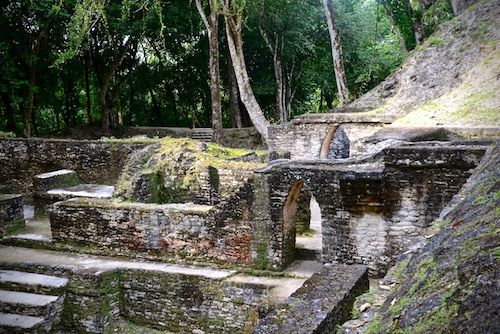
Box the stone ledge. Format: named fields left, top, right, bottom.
left=290, top=113, right=397, bottom=124
left=252, top=263, right=369, bottom=333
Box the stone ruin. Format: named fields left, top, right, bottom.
left=0, top=114, right=497, bottom=333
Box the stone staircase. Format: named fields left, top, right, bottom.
left=190, top=128, right=213, bottom=142
left=0, top=270, right=68, bottom=333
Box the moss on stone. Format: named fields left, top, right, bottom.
left=5, top=218, right=26, bottom=236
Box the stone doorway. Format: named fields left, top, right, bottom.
left=295, top=195, right=323, bottom=261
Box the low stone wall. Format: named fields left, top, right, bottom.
left=0, top=138, right=151, bottom=196
left=4, top=264, right=270, bottom=333
left=49, top=198, right=259, bottom=267
left=50, top=199, right=213, bottom=259
left=121, top=270, right=268, bottom=333
left=252, top=263, right=369, bottom=333
left=0, top=194, right=24, bottom=238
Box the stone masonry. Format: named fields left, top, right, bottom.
left=253, top=143, right=488, bottom=275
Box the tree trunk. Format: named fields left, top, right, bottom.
left=323, top=0, right=350, bottom=107
left=223, top=4, right=271, bottom=144
left=259, top=0, right=287, bottom=123
left=412, top=12, right=424, bottom=45
left=227, top=48, right=242, bottom=128
left=196, top=0, right=223, bottom=143
left=92, top=35, right=131, bottom=131
left=129, top=84, right=134, bottom=126
left=147, top=84, right=160, bottom=124
left=0, top=89, right=16, bottom=133
left=382, top=2, right=409, bottom=56
left=84, top=52, right=92, bottom=124
left=324, top=91, right=334, bottom=110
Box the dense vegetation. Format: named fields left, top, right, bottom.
left=0, top=0, right=454, bottom=138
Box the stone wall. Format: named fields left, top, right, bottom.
left=252, top=263, right=369, bottom=333
left=49, top=198, right=259, bottom=268
left=3, top=263, right=269, bottom=334
left=0, top=138, right=151, bottom=196
left=0, top=194, right=24, bottom=237
left=253, top=143, right=488, bottom=275
left=121, top=270, right=268, bottom=333
left=267, top=113, right=394, bottom=159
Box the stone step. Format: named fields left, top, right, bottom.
left=0, top=270, right=67, bottom=295
left=0, top=290, right=61, bottom=317
left=33, top=169, right=79, bottom=194
left=190, top=129, right=213, bottom=142
left=0, top=312, right=45, bottom=332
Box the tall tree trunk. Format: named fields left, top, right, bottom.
left=147, top=85, right=160, bottom=124
left=129, top=83, right=135, bottom=126
left=412, top=12, right=424, bottom=45
left=227, top=48, right=242, bottom=128
left=259, top=0, right=286, bottom=123
left=323, top=0, right=350, bottom=107
left=0, top=89, right=16, bottom=133
left=92, top=35, right=131, bottom=131
left=84, top=52, right=92, bottom=124
left=382, top=2, right=409, bottom=56
left=115, top=90, right=123, bottom=127
left=196, top=0, right=223, bottom=143
left=24, top=43, right=39, bottom=137
left=223, top=1, right=271, bottom=144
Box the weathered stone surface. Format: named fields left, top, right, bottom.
left=0, top=246, right=272, bottom=334
left=113, top=138, right=264, bottom=206
left=370, top=141, right=500, bottom=333
left=252, top=263, right=368, bottom=333
left=268, top=119, right=390, bottom=159
left=0, top=194, right=24, bottom=238
left=253, top=142, right=488, bottom=275
left=33, top=169, right=79, bottom=194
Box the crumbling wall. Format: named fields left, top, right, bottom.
left=254, top=143, right=488, bottom=275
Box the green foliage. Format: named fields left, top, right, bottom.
left=0, top=131, right=16, bottom=138
left=423, top=0, right=455, bottom=37
left=0, top=0, right=425, bottom=134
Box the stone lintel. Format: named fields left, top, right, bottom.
left=290, top=113, right=397, bottom=124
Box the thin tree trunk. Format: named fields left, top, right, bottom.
left=227, top=48, right=242, bottom=128
left=0, top=89, right=16, bottom=133
left=24, top=43, right=39, bottom=137
left=129, top=83, right=134, bottom=126
left=84, top=52, right=92, bottom=124
left=369, top=1, right=380, bottom=78
left=382, top=2, right=409, bottom=56
left=196, top=0, right=223, bottom=143
left=223, top=2, right=271, bottom=144
left=259, top=0, right=286, bottom=123
left=323, top=0, right=350, bottom=107
left=93, top=36, right=131, bottom=131
left=413, top=12, right=424, bottom=45
left=147, top=85, right=160, bottom=124
left=318, top=90, right=324, bottom=113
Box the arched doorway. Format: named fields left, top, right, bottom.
left=296, top=195, right=323, bottom=261
left=281, top=180, right=323, bottom=268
